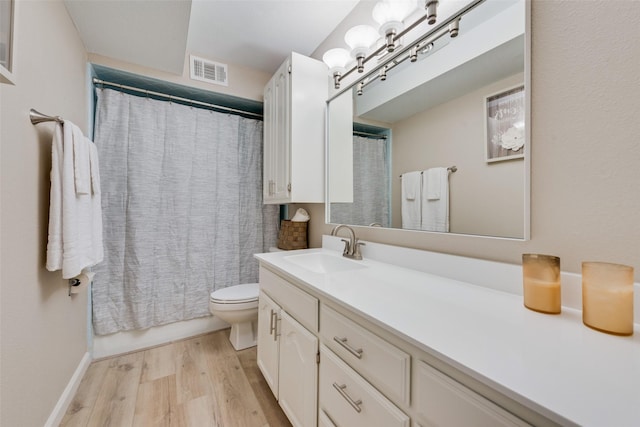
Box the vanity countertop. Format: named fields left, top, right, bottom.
left=255, top=247, right=640, bottom=427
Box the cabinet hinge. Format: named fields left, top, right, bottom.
left=316, top=351, right=320, bottom=364
left=287, top=183, right=291, bottom=192
left=288, top=64, right=292, bottom=74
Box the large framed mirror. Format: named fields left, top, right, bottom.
left=326, top=0, right=530, bottom=239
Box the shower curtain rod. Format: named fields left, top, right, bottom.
left=92, top=78, right=263, bottom=119
left=353, top=130, right=387, bottom=139
left=399, top=166, right=457, bottom=178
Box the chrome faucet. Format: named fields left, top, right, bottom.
left=330, top=224, right=365, bottom=260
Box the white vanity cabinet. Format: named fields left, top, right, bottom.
left=257, top=268, right=319, bottom=427
left=413, top=361, right=530, bottom=427
left=256, top=260, right=533, bottom=427
left=262, top=52, right=327, bottom=204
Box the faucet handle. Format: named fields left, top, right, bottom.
left=353, top=240, right=365, bottom=260
left=340, top=238, right=351, bottom=255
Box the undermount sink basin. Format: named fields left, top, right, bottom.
left=284, top=252, right=367, bottom=274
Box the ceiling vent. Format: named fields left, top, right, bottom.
left=190, top=55, right=228, bottom=86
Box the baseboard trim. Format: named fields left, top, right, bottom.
left=92, top=316, right=229, bottom=359
left=44, top=351, right=92, bottom=427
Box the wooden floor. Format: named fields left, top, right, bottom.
left=60, top=329, right=292, bottom=427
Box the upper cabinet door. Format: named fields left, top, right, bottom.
left=263, top=53, right=327, bottom=204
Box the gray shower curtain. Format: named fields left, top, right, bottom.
left=331, top=135, right=390, bottom=227
left=92, top=88, right=279, bottom=335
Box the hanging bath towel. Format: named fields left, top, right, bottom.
left=401, top=171, right=422, bottom=230
left=421, top=167, right=449, bottom=232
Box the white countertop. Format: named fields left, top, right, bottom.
left=255, top=246, right=640, bottom=427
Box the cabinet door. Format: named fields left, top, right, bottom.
left=278, top=310, right=318, bottom=427
left=263, top=80, right=275, bottom=201
left=271, top=59, right=291, bottom=202
left=257, top=291, right=280, bottom=398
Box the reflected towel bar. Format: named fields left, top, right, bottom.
left=29, top=109, right=64, bottom=125
left=399, top=166, right=457, bottom=178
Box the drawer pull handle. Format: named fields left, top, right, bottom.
left=270, top=309, right=278, bottom=340
left=333, top=383, right=362, bottom=413
left=333, top=336, right=363, bottom=359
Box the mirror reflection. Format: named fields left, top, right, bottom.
left=327, top=0, right=529, bottom=239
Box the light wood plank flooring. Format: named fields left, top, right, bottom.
left=60, top=330, right=292, bottom=427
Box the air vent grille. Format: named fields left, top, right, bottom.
left=190, top=55, right=228, bottom=86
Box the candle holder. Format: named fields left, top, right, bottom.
left=582, top=262, right=634, bottom=336
left=522, top=254, right=561, bottom=314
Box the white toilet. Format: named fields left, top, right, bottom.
left=209, top=282, right=260, bottom=350
left=209, top=248, right=283, bottom=350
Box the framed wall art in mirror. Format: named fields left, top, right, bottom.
left=485, top=84, right=525, bottom=163
left=0, top=0, right=15, bottom=84
left=326, top=0, right=530, bottom=240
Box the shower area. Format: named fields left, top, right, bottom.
left=329, top=131, right=391, bottom=228
left=89, top=68, right=279, bottom=342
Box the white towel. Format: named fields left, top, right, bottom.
left=421, top=168, right=449, bottom=232
left=89, top=140, right=101, bottom=195
left=401, top=171, right=422, bottom=229
left=291, top=208, right=310, bottom=222
left=71, top=123, right=91, bottom=195
left=46, top=122, right=104, bottom=279
left=426, top=167, right=444, bottom=200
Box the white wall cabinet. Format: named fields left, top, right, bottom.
left=263, top=52, right=327, bottom=204
left=256, top=286, right=318, bottom=427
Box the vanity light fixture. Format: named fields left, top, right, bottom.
left=323, top=0, right=483, bottom=95
left=344, top=25, right=379, bottom=73
left=425, top=0, right=439, bottom=25
left=372, top=0, right=419, bottom=53
left=322, top=48, right=352, bottom=89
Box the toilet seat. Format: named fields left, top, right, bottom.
left=210, top=283, right=259, bottom=304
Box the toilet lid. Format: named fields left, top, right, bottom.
left=210, top=283, right=259, bottom=303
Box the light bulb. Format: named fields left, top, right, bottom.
left=345, top=25, right=379, bottom=72
left=322, top=48, right=351, bottom=89
left=373, top=0, right=418, bottom=52
left=322, top=48, right=351, bottom=71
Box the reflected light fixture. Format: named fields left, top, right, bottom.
left=372, top=0, right=418, bottom=53
left=449, top=18, right=460, bottom=37
left=322, top=48, right=352, bottom=89
left=344, top=25, right=379, bottom=73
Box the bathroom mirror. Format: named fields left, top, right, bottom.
left=326, top=0, right=530, bottom=239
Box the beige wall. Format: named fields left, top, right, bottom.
left=90, top=51, right=271, bottom=102
left=301, top=0, right=640, bottom=281
left=0, top=1, right=89, bottom=426
left=391, top=73, right=525, bottom=237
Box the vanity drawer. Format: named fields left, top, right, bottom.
left=259, top=266, right=318, bottom=332
left=320, top=304, right=410, bottom=405
left=414, top=360, right=530, bottom=427
left=319, top=345, right=410, bottom=427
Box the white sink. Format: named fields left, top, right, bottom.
left=284, top=252, right=367, bottom=274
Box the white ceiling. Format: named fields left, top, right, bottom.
left=64, top=0, right=360, bottom=75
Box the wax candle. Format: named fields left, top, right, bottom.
left=522, top=254, right=561, bottom=314
left=582, top=262, right=634, bottom=336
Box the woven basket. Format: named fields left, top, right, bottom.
left=277, top=220, right=308, bottom=250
